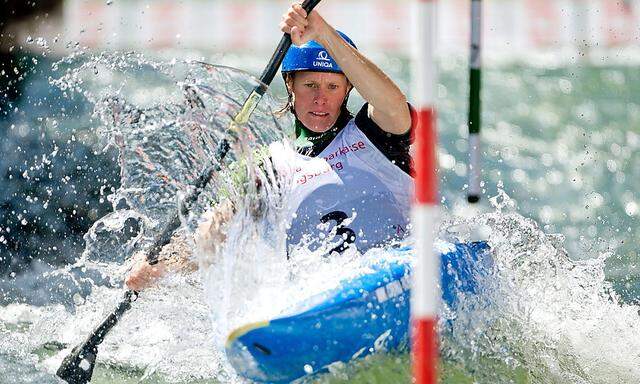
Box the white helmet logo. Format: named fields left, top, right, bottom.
left=316, top=50, right=331, bottom=61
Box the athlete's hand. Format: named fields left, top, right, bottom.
left=125, top=252, right=167, bottom=291
left=279, top=3, right=328, bottom=46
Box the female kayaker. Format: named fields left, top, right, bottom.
left=126, top=2, right=414, bottom=291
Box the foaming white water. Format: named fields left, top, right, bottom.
left=196, top=193, right=640, bottom=384
left=2, top=189, right=639, bottom=383
left=440, top=190, right=640, bottom=383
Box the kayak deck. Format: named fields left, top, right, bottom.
left=226, top=241, right=491, bottom=383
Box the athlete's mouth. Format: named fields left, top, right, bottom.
left=310, top=111, right=330, bottom=117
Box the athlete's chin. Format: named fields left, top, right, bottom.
left=302, top=115, right=337, bottom=133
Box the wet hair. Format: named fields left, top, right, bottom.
left=275, top=73, right=296, bottom=117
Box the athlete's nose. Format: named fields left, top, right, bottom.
left=313, top=88, right=328, bottom=105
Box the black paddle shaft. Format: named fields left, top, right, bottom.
left=56, top=1, right=323, bottom=383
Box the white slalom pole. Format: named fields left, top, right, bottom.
left=411, top=0, right=439, bottom=383
left=467, top=0, right=482, bottom=203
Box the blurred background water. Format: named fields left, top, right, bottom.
left=0, top=0, right=639, bottom=383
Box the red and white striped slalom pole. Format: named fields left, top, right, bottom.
left=411, top=0, right=439, bottom=384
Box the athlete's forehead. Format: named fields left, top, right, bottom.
left=294, top=71, right=348, bottom=85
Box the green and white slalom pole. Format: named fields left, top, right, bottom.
left=467, top=0, right=482, bottom=204
left=411, top=0, right=439, bottom=383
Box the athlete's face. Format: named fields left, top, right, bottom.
left=290, top=71, right=350, bottom=133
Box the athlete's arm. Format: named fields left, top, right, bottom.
left=125, top=201, right=234, bottom=291
left=125, top=232, right=197, bottom=291
left=280, top=4, right=412, bottom=135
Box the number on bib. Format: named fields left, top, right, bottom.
left=320, top=211, right=356, bottom=254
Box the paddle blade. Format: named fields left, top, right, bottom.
left=56, top=343, right=97, bottom=384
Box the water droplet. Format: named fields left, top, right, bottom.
left=624, top=201, right=638, bottom=216
left=79, top=358, right=91, bottom=371
left=73, top=293, right=86, bottom=305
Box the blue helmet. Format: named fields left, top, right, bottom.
left=282, top=31, right=357, bottom=74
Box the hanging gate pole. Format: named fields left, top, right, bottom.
left=467, top=0, right=483, bottom=203
left=411, top=0, right=439, bottom=383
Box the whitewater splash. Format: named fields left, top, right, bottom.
left=1, top=52, right=293, bottom=382
left=0, top=53, right=638, bottom=384
left=438, top=191, right=640, bottom=383
left=3, top=199, right=640, bottom=382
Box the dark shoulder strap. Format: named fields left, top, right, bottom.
left=354, top=103, right=413, bottom=175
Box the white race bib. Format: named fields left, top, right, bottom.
left=270, top=120, right=413, bottom=254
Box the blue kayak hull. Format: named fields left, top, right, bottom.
left=225, top=241, right=491, bottom=383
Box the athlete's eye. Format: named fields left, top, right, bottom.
left=328, top=84, right=339, bottom=90
left=305, top=83, right=318, bottom=89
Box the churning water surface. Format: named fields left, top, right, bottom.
left=0, top=48, right=639, bottom=384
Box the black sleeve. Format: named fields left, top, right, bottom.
left=354, top=103, right=414, bottom=176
